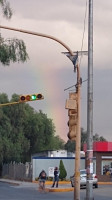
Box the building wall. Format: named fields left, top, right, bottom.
left=94, top=152, right=112, bottom=182
left=32, top=157, right=85, bottom=181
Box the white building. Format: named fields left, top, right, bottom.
left=31, top=150, right=85, bottom=181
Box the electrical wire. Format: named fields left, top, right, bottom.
left=79, top=0, right=88, bottom=66
left=64, top=1, right=88, bottom=92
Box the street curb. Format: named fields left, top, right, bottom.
left=33, top=180, right=112, bottom=185
left=0, top=180, right=20, bottom=186
left=98, top=182, right=112, bottom=185
left=46, top=187, right=74, bottom=192
left=33, top=181, right=71, bottom=185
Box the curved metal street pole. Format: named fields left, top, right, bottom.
left=0, top=25, right=73, bottom=56
left=0, top=25, right=81, bottom=200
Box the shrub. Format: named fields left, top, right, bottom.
left=59, top=160, right=67, bottom=181
left=35, top=177, right=39, bottom=181
left=47, top=177, right=53, bottom=181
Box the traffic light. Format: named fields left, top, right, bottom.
left=19, top=93, right=44, bottom=102
left=65, top=92, right=78, bottom=141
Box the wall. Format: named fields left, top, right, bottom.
left=32, top=157, right=85, bottom=181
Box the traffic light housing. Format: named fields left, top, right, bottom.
left=65, top=92, right=78, bottom=141
left=19, top=93, right=44, bottom=102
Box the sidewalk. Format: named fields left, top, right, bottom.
left=0, top=178, right=112, bottom=192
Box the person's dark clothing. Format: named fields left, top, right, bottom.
left=39, top=170, right=47, bottom=182
left=52, top=167, right=59, bottom=188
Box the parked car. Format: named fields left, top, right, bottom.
left=70, top=169, right=98, bottom=188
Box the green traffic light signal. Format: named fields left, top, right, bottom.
left=31, top=94, right=37, bottom=100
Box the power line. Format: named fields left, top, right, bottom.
left=79, top=0, right=88, bottom=66
left=64, top=79, right=88, bottom=91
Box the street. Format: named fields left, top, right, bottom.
left=0, top=181, right=112, bottom=200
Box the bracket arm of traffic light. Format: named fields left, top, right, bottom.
left=0, top=101, right=21, bottom=107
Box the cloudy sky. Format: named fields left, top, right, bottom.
left=0, top=0, right=112, bottom=142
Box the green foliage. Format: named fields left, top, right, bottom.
left=0, top=0, right=28, bottom=65
left=65, top=128, right=107, bottom=152
left=65, top=140, right=75, bottom=152
left=0, top=0, right=12, bottom=19
left=35, top=177, right=39, bottom=181
left=0, top=93, right=64, bottom=165
left=93, top=133, right=106, bottom=142
left=59, top=160, right=67, bottom=181
left=0, top=36, right=29, bottom=65
left=81, top=129, right=107, bottom=150
left=0, top=37, right=27, bottom=64
left=47, top=177, right=53, bottom=181
left=48, top=135, right=65, bottom=151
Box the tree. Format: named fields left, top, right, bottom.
left=64, top=128, right=87, bottom=152
left=59, top=160, right=67, bottom=181
left=0, top=0, right=28, bottom=65
left=48, top=135, right=65, bottom=150
left=0, top=0, right=12, bottom=19
left=0, top=93, right=65, bottom=164
left=65, top=128, right=107, bottom=152
left=93, top=133, right=106, bottom=142
left=65, top=140, right=75, bottom=153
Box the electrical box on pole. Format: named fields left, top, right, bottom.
left=65, top=92, right=78, bottom=141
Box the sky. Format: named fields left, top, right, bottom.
left=0, top=0, right=112, bottom=142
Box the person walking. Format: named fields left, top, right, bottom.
left=52, top=167, right=59, bottom=188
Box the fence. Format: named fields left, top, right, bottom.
left=2, top=162, right=32, bottom=181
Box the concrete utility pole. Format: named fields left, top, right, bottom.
left=86, top=0, right=94, bottom=199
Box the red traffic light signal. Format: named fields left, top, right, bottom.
left=19, top=93, right=44, bottom=102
